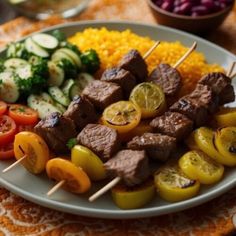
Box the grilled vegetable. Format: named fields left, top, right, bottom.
left=80, top=49, right=100, bottom=74
left=179, top=150, right=224, bottom=184
left=0, top=115, right=17, bottom=145
left=154, top=165, right=200, bottom=202
left=111, top=178, right=155, bottom=209
left=214, top=107, right=236, bottom=127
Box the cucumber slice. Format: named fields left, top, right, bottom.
left=70, top=84, right=82, bottom=100
left=32, top=33, right=59, bottom=50
left=27, top=94, right=62, bottom=119
left=48, top=86, right=70, bottom=107
left=75, top=73, right=94, bottom=90
left=25, top=37, right=49, bottom=58
left=0, top=71, right=20, bottom=103
left=58, top=48, right=82, bottom=68
left=51, top=50, right=74, bottom=65
left=47, top=61, right=65, bottom=86
left=16, top=64, right=32, bottom=79
left=4, top=58, right=29, bottom=70
left=40, top=92, right=66, bottom=113
left=61, top=79, right=75, bottom=97
left=6, top=43, right=16, bottom=58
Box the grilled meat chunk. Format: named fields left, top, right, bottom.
left=77, top=124, right=121, bottom=161
left=63, top=95, right=98, bottom=131
left=118, top=49, right=148, bottom=83
left=147, top=63, right=182, bottom=97
left=150, top=112, right=193, bottom=141
left=199, top=72, right=235, bottom=105
left=34, top=112, right=76, bottom=154
left=104, top=149, right=150, bottom=186
left=170, top=84, right=217, bottom=126
left=127, top=133, right=176, bottom=162
left=100, top=67, right=136, bottom=97
left=82, top=80, right=123, bottom=110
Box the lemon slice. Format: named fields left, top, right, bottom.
left=129, top=82, right=165, bottom=119
left=102, top=101, right=141, bottom=134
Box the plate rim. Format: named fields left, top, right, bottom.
left=0, top=20, right=236, bottom=219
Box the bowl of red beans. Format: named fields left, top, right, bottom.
left=147, top=0, right=235, bottom=34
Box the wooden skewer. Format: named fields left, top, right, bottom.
left=47, top=180, right=66, bottom=196
left=143, top=41, right=160, bottom=60
left=231, top=72, right=236, bottom=79
left=89, top=176, right=121, bottom=202
left=173, top=41, right=197, bottom=69
left=2, top=155, right=26, bottom=173
left=227, top=61, right=236, bottom=77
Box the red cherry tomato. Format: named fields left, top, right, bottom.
left=0, top=115, right=17, bottom=145
left=0, top=142, right=14, bottom=160
left=0, top=101, right=7, bottom=115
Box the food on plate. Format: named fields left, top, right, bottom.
left=111, top=178, right=155, bottom=209
left=8, top=104, right=38, bottom=125
left=127, top=133, right=176, bottom=162
left=14, top=131, right=49, bottom=174
left=104, top=150, right=150, bottom=186
left=0, top=101, right=7, bottom=115
left=154, top=165, right=200, bottom=202
left=101, top=101, right=141, bottom=134
left=82, top=80, right=123, bottom=110
left=46, top=158, right=91, bottom=194
left=0, top=115, right=17, bottom=145
left=214, top=107, right=236, bottom=127
left=152, top=0, right=233, bottom=16
left=69, top=28, right=223, bottom=95
left=150, top=112, right=193, bottom=141
left=77, top=124, right=121, bottom=161
left=129, top=82, right=166, bottom=118
left=34, top=112, right=77, bottom=154
left=71, top=145, right=106, bottom=181
left=0, top=142, right=14, bottom=160
left=179, top=150, right=224, bottom=185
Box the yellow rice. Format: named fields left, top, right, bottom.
left=69, top=27, right=224, bottom=95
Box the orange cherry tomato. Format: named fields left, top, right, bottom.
left=0, top=101, right=7, bottom=115
left=8, top=104, right=38, bottom=125
left=0, top=115, right=16, bottom=145
left=0, top=142, right=14, bottom=160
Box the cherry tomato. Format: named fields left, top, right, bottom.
left=0, top=142, right=14, bottom=160
left=0, top=101, right=7, bottom=115
left=0, top=115, right=17, bottom=145
left=8, top=104, right=38, bottom=125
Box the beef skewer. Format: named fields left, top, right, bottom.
left=88, top=42, right=198, bottom=202
left=46, top=41, right=161, bottom=196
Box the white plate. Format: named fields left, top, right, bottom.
left=0, top=21, right=236, bottom=219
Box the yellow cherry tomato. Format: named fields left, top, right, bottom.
left=214, top=107, right=236, bottom=127
left=71, top=145, right=106, bottom=181
left=14, top=131, right=49, bottom=174
left=129, top=82, right=166, bottom=119
left=101, top=101, right=141, bottom=134
left=119, top=121, right=153, bottom=142
left=46, top=158, right=91, bottom=194
left=214, top=127, right=236, bottom=166
left=111, top=178, right=155, bottom=209
left=154, top=165, right=200, bottom=202
left=179, top=150, right=224, bottom=184
left=193, top=127, right=233, bottom=166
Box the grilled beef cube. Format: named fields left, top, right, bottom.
left=82, top=80, right=123, bottom=110
left=64, top=96, right=98, bottom=131
left=34, top=112, right=76, bottom=154
left=104, top=150, right=149, bottom=186
left=118, top=49, right=148, bottom=83
left=199, top=72, right=235, bottom=105
left=147, top=63, right=182, bottom=97
left=100, top=67, right=136, bottom=97
left=127, top=133, right=176, bottom=162
left=170, top=84, right=217, bottom=127
left=150, top=112, right=193, bottom=141
left=77, top=124, right=120, bottom=161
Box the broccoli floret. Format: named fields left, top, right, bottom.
left=7, top=42, right=30, bottom=60
left=60, top=41, right=81, bottom=56
left=52, top=29, right=66, bottom=42
left=80, top=49, right=100, bottom=74
left=67, top=138, right=77, bottom=149
left=29, top=56, right=49, bottom=78
left=57, top=58, right=77, bottom=78
left=0, top=59, right=5, bottom=72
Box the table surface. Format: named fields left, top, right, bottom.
left=1, top=0, right=236, bottom=235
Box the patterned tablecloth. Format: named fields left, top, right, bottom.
left=0, top=0, right=236, bottom=235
